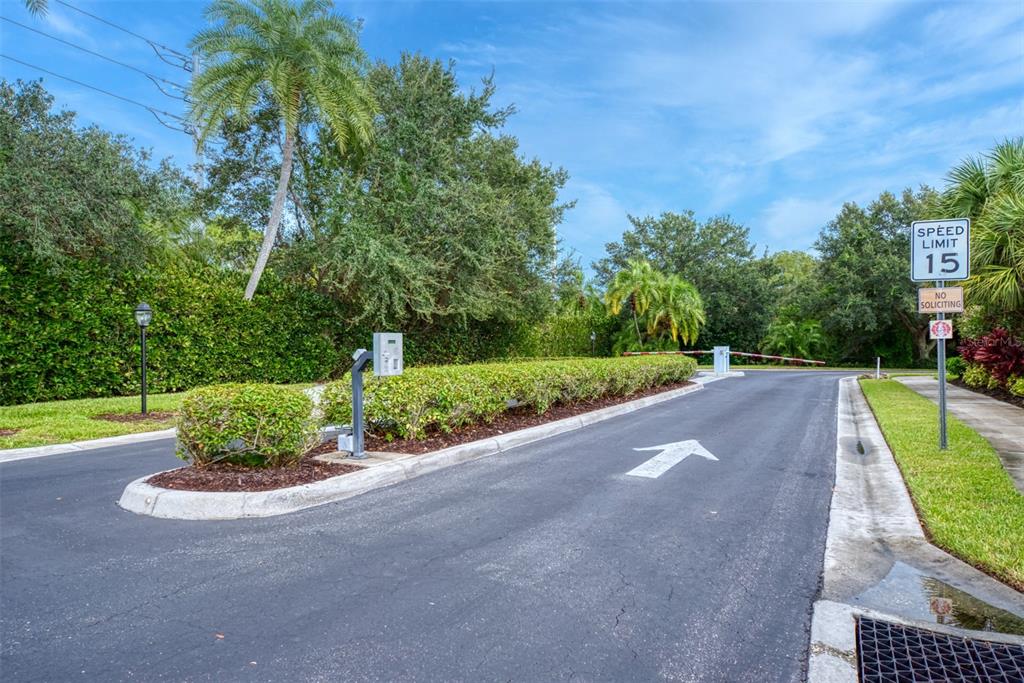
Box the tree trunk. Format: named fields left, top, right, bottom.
left=913, top=327, right=936, bottom=362
left=894, top=308, right=936, bottom=362
left=631, top=298, right=644, bottom=351
left=244, top=129, right=296, bottom=301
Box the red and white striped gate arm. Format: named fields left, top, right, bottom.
left=621, top=350, right=826, bottom=366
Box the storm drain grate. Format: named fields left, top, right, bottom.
left=857, top=615, right=1024, bottom=682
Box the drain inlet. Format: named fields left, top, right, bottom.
left=857, top=615, right=1024, bottom=682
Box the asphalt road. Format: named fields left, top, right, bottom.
left=1, top=372, right=848, bottom=682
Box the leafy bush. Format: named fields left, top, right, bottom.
left=0, top=247, right=338, bottom=405
left=962, top=364, right=990, bottom=389
left=958, top=328, right=1024, bottom=386
left=177, top=384, right=320, bottom=468
left=945, top=356, right=967, bottom=379
left=523, top=311, right=616, bottom=358
left=1009, top=377, right=1024, bottom=397
left=322, top=355, right=697, bottom=440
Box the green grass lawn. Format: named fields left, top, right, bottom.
left=860, top=379, right=1024, bottom=591
left=0, top=384, right=316, bottom=450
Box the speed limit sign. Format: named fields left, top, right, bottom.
left=911, top=218, right=970, bottom=282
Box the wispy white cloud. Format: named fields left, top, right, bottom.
left=42, top=6, right=90, bottom=41
left=760, top=196, right=840, bottom=251
left=557, top=179, right=631, bottom=256
left=441, top=0, right=1022, bottom=266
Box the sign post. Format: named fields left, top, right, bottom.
left=911, top=219, right=970, bottom=450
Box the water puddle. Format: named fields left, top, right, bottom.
left=850, top=561, right=1024, bottom=635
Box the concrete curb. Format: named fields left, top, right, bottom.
left=119, top=381, right=713, bottom=520
left=0, top=428, right=177, bottom=464
left=807, top=377, right=1024, bottom=682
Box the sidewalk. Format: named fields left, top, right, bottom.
left=896, top=376, right=1024, bottom=494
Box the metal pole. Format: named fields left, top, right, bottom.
left=937, top=280, right=948, bottom=450
left=350, top=349, right=371, bottom=459
left=140, top=327, right=148, bottom=415
left=351, top=365, right=363, bottom=458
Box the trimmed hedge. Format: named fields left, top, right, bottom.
left=322, top=355, right=697, bottom=440
left=176, top=383, right=320, bottom=468
left=0, top=248, right=338, bottom=405
left=1, top=247, right=612, bottom=406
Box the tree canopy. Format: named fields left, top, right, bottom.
left=812, top=188, right=938, bottom=363
left=189, top=0, right=376, bottom=299
left=594, top=212, right=773, bottom=350
left=940, top=137, right=1024, bottom=328
left=0, top=80, right=190, bottom=272
left=202, top=54, right=570, bottom=330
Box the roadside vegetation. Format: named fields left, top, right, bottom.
left=0, top=384, right=313, bottom=449
left=1, top=0, right=1020, bottom=421
left=860, top=379, right=1024, bottom=591
left=174, top=356, right=697, bottom=466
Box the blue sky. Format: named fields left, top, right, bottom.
left=2, top=1, right=1021, bottom=271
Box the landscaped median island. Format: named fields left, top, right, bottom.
left=859, top=379, right=1024, bottom=592
left=141, top=355, right=699, bottom=496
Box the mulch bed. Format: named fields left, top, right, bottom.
left=147, top=380, right=695, bottom=493
left=0, top=429, right=19, bottom=437
left=358, top=379, right=696, bottom=455
left=92, top=411, right=177, bottom=423
left=148, top=453, right=364, bottom=492
left=950, top=379, right=1024, bottom=410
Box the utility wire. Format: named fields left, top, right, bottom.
left=0, top=53, right=191, bottom=132
left=52, top=0, right=192, bottom=70
left=1, top=16, right=188, bottom=97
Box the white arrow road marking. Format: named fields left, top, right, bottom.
left=627, top=439, right=719, bottom=479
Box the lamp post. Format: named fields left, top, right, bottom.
left=134, top=303, right=152, bottom=415
left=590, top=330, right=597, bottom=356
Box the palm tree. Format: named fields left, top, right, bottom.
left=189, top=0, right=376, bottom=300
left=941, top=138, right=1024, bottom=314
left=646, top=273, right=705, bottom=345
left=605, top=259, right=661, bottom=350
left=24, top=0, right=47, bottom=15
left=761, top=319, right=823, bottom=358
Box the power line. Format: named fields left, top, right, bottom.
left=1, top=16, right=188, bottom=98
left=0, top=53, right=191, bottom=132
left=52, top=0, right=192, bottom=71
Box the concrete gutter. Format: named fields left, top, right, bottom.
left=120, top=378, right=725, bottom=520
left=807, top=377, right=1024, bottom=682
left=0, top=429, right=176, bottom=464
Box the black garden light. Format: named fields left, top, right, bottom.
left=134, top=303, right=152, bottom=414
left=590, top=330, right=597, bottom=356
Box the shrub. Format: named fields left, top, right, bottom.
left=958, top=328, right=1024, bottom=386
left=1009, top=377, right=1024, bottom=397
left=945, top=356, right=967, bottom=379
left=176, top=384, right=320, bottom=468
left=322, top=355, right=697, bottom=440
left=962, top=364, right=990, bottom=389
left=0, top=247, right=338, bottom=405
